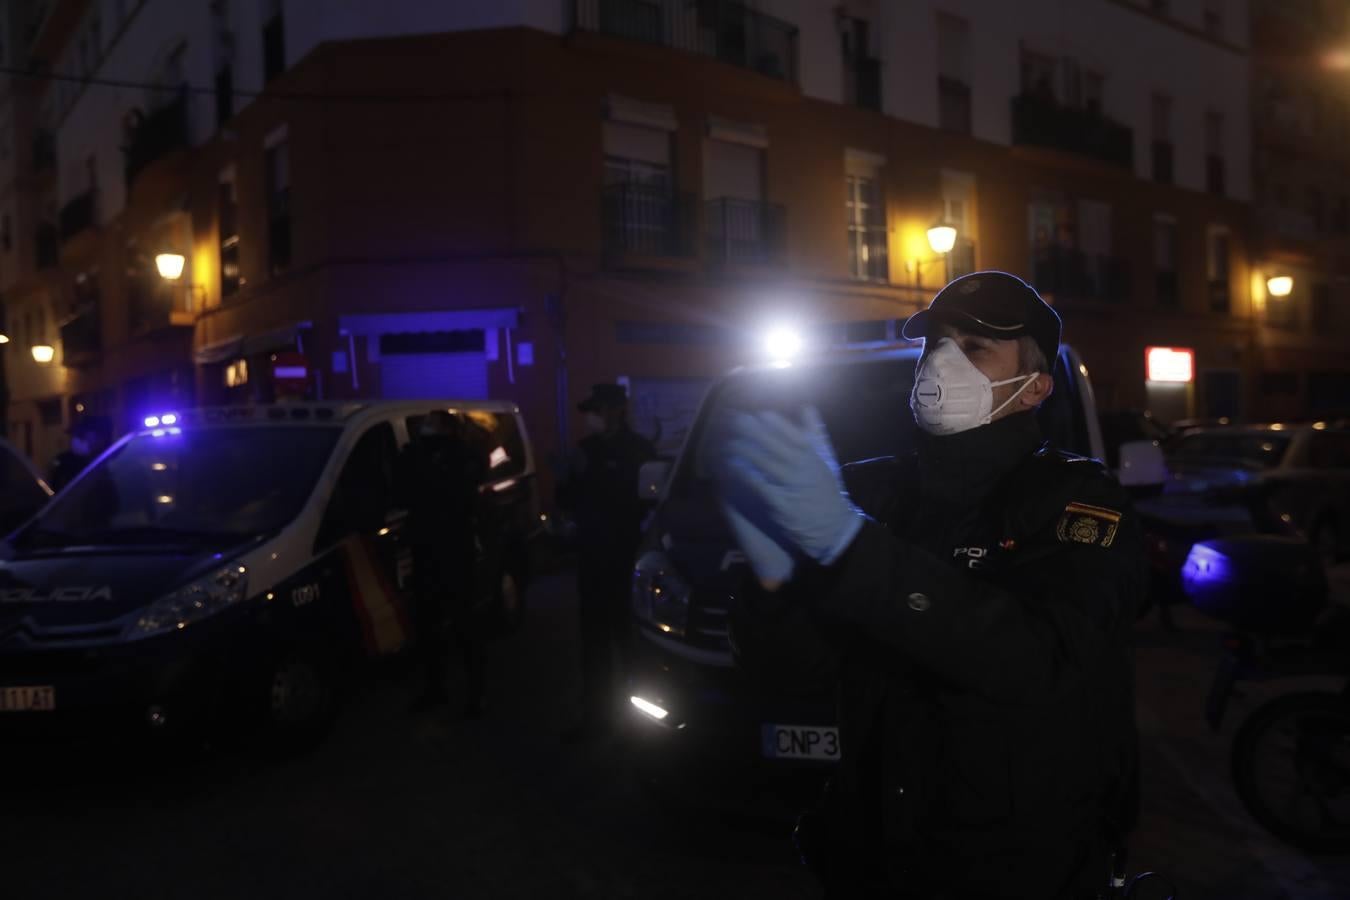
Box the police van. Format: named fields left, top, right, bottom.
left=1, top=437, right=51, bottom=537
left=0, top=401, right=538, bottom=744
left=623, top=345, right=1164, bottom=782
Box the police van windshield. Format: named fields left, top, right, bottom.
left=680, top=355, right=920, bottom=493
left=17, top=426, right=342, bottom=549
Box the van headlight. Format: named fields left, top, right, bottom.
left=632, top=549, right=690, bottom=638
left=130, top=563, right=249, bottom=638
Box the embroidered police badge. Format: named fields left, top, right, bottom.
left=1056, top=501, right=1121, bottom=548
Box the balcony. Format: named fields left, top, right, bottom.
left=128, top=274, right=195, bottom=335
left=602, top=184, right=694, bottom=259
left=848, top=225, right=888, bottom=281
left=32, top=130, right=55, bottom=175
left=35, top=225, right=59, bottom=269
left=59, top=306, right=101, bottom=367
left=705, top=197, right=785, bottom=266
left=124, top=92, right=189, bottom=187
left=938, top=76, right=972, bottom=134
left=845, top=56, right=882, bottom=111
left=1032, top=248, right=1132, bottom=303
left=59, top=189, right=97, bottom=240
left=572, top=0, right=799, bottom=84
left=1011, top=93, right=1133, bottom=169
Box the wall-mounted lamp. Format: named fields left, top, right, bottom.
left=1265, top=275, right=1293, bottom=297
left=31, top=344, right=55, bottom=364
left=155, top=252, right=187, bottom=281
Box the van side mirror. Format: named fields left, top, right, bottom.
left=638, top=460, right=672, bottom=501
left=1118, top=440, right=1167, bottom=489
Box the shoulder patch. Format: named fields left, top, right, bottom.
left=1056, top=501, right=1122, bottom=548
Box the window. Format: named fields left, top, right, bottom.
left=1206, top=228, right=1230, bottom=313
left=1020, top=50, right=1057, bottom=99
left=1205, top=111, right=1225, bottom=195
left=219, top=169, right=240, bottom=297
left=262, top=0, right=285, bottom=83
left=265, top=135, right=291, bottom=273
left=603, top=122, right=675, bottom=255
left=941, top=170, right=976, bottom=279
left=703, top=137, right=773, bottom=264
left=936, top=14, right=971, bottom=134
left=316, top=423, right=399, bottom=549
left=1151, top=94, right=1173, bottom=184
left=1153, top=216, right=1178, bottom=308
left=846, top=170, right=887, bottom=282
left=214, top=0, right=235, bottom=126
left=841, top=17, right=880, bottom=111
left=1077, top=199, right=1120, bottom=301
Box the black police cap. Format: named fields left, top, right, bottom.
left=902, top=271, right=1062, bottom=370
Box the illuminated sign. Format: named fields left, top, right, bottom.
left=1146, top=346, right=1194, bottom=383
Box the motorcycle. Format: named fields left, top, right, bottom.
left=1188, top=535, right=1350, bottom=853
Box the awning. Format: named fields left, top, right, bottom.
left=339, top=308, right=520, bottom=337
left=194, top=321, right=313, bottom=365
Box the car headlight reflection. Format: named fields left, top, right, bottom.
left=130, top=563, right=249, bottom=638
left=632, top=549, right=690, bottom=638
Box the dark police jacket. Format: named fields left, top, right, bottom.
left=786, top=412, right=1142, bottom=899
left=559, top=426, right=656, bottom=557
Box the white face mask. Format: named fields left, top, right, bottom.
left=910, top=337, right=1037, bottom=436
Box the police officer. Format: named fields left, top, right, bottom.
left=399, top=410, right=488, bottom=717
left=48, top=415, right=112, bottom=492
left=716, top=272, right=1142, bottom=899
left=560, top=383, right=656, bottom=739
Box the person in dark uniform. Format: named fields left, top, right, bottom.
left=559, top=383, right=657, bottom=739
left=398, top=410, right=488, bottom=717
left=715, top=272, right=1143, bottom=899
left=48, top=415, right=112, bottom=492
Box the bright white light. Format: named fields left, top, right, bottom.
left=160, top=413, right=177, bottom=425
left=155, top=253, right=186, bottom=280
left=144, top=416, right=160, bottom=428
left=763, top=326, right=803, bottom=362
left=489, top=446, right=510, bottom=469
left=156, top=495, right=174, bottom=505
left=1266, top=275, right=1293, bottom=297
left=1145, top=346, right=1194, bottom=383
left=0, top=333, right=9, bottom=344
left=151, top=462, right=167, bottom=472
left=630, top=696, right=669, bottom=721
left=31, top=344, right=55, bottom=364
left=377, top=527, right=391, bottom=536
left=926, top=224, right=958, bottom=254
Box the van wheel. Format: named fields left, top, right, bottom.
left=263, top=650, right=338, bottom=753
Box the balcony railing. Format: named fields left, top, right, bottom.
left=128, top=272, right=195, bottom=334
left=1032, top=248, right=1132, bottom=303
left=1011, top=93, right=1134, bottom=169
left=706, top=197, right=785, bottom=266
left=59, top=189, right=97, bottom=240
left=32, top=130, right=55, bottom=175
left=35, top=224, right=59, bottom=268
left=846, top=56, right=882, bottom=111
left=848, top=224, right=888, bottom=281
left=602, top=183, right=694, bottom=258
left=124, top=91, right=189, bottom=186
left=59, top=305, right=101, bottom=366
left=572, top=0, right=799, bottom=84
left=938, top=76, right=972, bottom=134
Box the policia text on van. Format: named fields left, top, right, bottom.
left=0, top=401, right=538, bottom=743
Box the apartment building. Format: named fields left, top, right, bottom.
left=0, top=1, right=1273, bottom=481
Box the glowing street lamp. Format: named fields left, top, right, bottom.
left=0, top=332, right=10, bottom=344
left=155, top=252, right=186, bottom=280
left=1266, top=275, right=1293, bottom=298
left=31, top=344, right=55, bottom=364
left=926, top=223, right=958, bottom=255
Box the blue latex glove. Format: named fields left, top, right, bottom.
left=721, top=407, right=863, bottom=565
left=709, top=410, right=797, bottom=586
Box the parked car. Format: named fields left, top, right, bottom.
left=0, top=437, right=52, bottom=537
left=1164, top=423, right=1350, bottom=565
left=622, top=344, right=1165, bottom=785
left=0, top=401, right=539, bottom=745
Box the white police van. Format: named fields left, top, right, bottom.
left=0, top=401, right=538, bottom=745
left=623, top=345, right=1163, bottom=786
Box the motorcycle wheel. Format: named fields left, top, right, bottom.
left=1231, top=690, right=1350, bottom=853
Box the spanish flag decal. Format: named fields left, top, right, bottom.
left=343, top=535, right=410, bottom=656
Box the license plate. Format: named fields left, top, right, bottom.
left=0, top=685, right=56, bottom=712
left=761, top=724, right=840, bottom=761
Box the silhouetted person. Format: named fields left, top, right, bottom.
left=48, top=415, right=112, bottom=493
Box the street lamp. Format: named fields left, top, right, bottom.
left=1266, top=275, right=1293, bottom=297
left=31, top=344, right=55, bottom=364
left=155, top=252, right=186, bottom=280
left=913, top=222, right=959, bottom=289
left=0, top=332, right=9, bottom=344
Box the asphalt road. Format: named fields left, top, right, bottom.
left=3, top=568, right=1348, bottom=900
